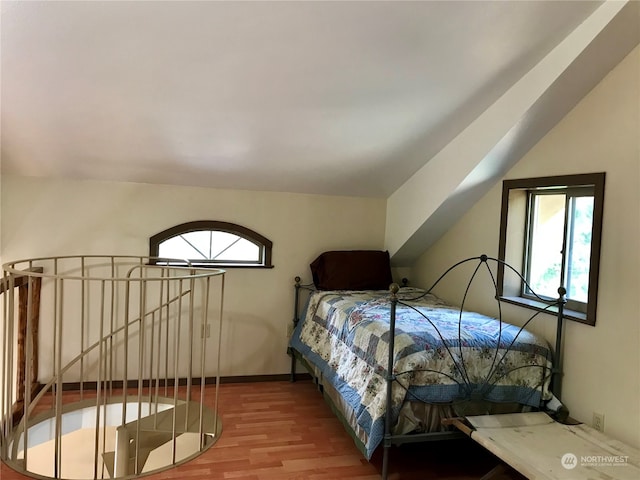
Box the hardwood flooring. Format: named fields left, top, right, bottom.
left=1, top=380, right=525, bottom=479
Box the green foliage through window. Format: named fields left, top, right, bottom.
left=498, top=173, right=605, bottom=326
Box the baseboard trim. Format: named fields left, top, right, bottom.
left=58, top=373, right=311, bottom=392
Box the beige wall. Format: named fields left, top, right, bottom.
left=0, top=168, right=2, bottom=267
left=1, top=176, right=387, bottom=377
left=413, top=46, right=640, bottom=447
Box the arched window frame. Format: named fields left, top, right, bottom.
left=149, top=221, right=273, bottom=268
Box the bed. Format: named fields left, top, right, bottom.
left=287, top=251, right=568, bottom=479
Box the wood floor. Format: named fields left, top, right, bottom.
left=1, top=380, right=525, bottom=479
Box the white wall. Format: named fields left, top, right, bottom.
left=1, top=176, right=387, bottom=377
left=412, top=46, right=640, bottom=448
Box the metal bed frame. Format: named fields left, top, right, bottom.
left=288, top=254, right=569, bottom=480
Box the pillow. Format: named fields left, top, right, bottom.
left=310, top=250, right=393, bottom=290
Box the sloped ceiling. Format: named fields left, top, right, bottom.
left=1, top=1, right=637, bottom=263
left=386, top=0, right=640, bottom=264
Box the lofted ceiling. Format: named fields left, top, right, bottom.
left=1, top=0, right=610, bottom=198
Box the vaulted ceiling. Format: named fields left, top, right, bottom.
left=2, top=1, right=638, bottom=262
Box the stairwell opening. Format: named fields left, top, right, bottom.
left=1, top=256, right=225, bottom=479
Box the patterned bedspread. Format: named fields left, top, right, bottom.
left=288, top=288, right=553, bottom=458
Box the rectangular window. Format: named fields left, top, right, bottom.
left=498, top=173, right=605, bottom=326
left=523, top=187, right=594, bottom=312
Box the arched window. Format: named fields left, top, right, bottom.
left=149, top=221, right=273, bottom=268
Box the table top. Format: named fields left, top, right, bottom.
left=466, top=412, right=639, bottom=480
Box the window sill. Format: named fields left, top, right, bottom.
left=499, top=296, right=591, bottom=325
left=148, top=260, right=274, bottom=269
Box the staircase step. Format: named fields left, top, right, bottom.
left=102, top=401, right=221, bottom=477
left=102, top=431, right=173, bottom=478
left=126, top=400, right=221, bottom=437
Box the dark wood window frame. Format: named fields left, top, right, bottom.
left=497, top=173, right=605, bottom=326
left=149, top=220, right=274, bottom=269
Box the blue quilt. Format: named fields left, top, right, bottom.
left=289, top=288, right=553, bottom=458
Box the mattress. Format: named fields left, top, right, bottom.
left=288, top=288, right=553, bottom=458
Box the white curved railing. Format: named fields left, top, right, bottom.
left=1, top=256, right=225, bottom=479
